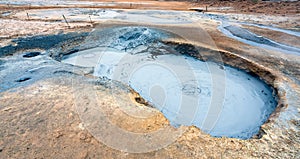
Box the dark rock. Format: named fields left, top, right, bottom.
left=252, top=128, right=266, bottom=139
left=15, top=77, right=31, bottom=82
left=174, top=43, right=199, bottom=56
left=23, top=52, right=41, bottom=58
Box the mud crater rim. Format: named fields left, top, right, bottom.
left=47, top=26, right=279, bottom=138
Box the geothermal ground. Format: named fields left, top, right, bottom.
left=0, top=0, right=299, bottom=158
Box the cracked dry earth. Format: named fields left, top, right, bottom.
left=1, top=1, right=300, bottom=159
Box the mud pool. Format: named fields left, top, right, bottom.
left=61, top=27, right=277, bottom=139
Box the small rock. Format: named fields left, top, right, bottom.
left=78, top=123, right=85, bottom=130
left=2, top=107, right=12, bottom=111
left=15, top=77, right=31, bottom=83
left=23, top=52, right=41, bottom=58
left=53, top=130, right=64, bottom=138
left=79, top=132, right=87, bottom=140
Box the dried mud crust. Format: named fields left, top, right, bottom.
left=192, top=0, right=300, bottom=15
